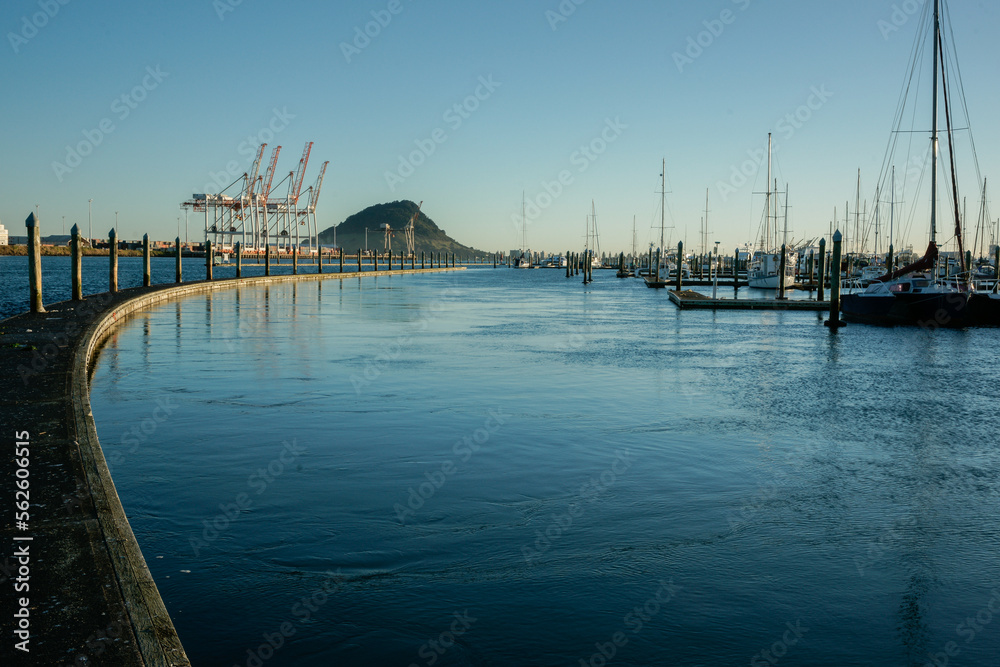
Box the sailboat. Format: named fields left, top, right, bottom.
left=841, top=0, right=977, bottom=325
left=514, top=191, right=532, bottom=268
left=747, top=134, right=796, bottom=289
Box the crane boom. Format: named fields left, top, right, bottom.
left=309, top=161, right=329, bottom=210
left=261, top=145, right=282, bottom=203
left=247, top=143, right=266, bottom=199
left=291, top=141, right=313, bottom=203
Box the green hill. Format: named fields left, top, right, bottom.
left=318, top=201, right=480, bottom=256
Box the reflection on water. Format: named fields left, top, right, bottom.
left=89, top=269, right=1000, bottom=666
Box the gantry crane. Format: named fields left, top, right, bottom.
left=405, top=201, right=422, bottom=257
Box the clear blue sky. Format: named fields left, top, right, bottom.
left=2, top=0, right=998, bottom=255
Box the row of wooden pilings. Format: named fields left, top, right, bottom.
left=23, top=213, right=497, bottom=314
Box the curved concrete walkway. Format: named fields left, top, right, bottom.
left=0, top=267, right=463, bottom=665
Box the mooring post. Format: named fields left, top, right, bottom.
left=142, top=233, right=151, bottom=287
left=109, top=228, right=118, bottom=294
left=421, top=251, right=425, bottom=270
left=411, top=253, right=415, bottom=270
left=358, top=249, right=362, bottom=272
left=236, top=242, right=242, bottom=278
left=733, top=247, right=740, bottom=289
left=374, top=250, right=379, bottom=271
left=655, top=249, right=661, bottom=282
left=817, top=238, right=826, bottom=302
left=676, top=241, right=683, bottom=291
left=206, top=240, right=214, bottom=281
left=292, top=245, right=298, bottom=275
left=339, top=250, right=344, bottom=273
left=825, top=231, right=844, bottom=328
left=388, top=250, right=392, bottom=271
left=886, top=244, right=894, bottom=280
left=777, top=244, right=787, bottom=300
left=25, top=213, right=45, bottom=312
left=176, top=237, right=183, bottom=284
left=265, top=242, right=271, bottom=276
left=70, top=223, right=83, bottom=301
left=966, top=250, right=973, bottom=279
left=317, top=246, right=323, bottom=275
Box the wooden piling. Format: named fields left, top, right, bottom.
left=655, top=249, right=661, bottom=282
left=825, top=231, right=844, bottom=328
left=317, top=247, right=323, bottom=275
left=142, top=234, right=151, bottom=287
left=817, top=238, right=826, bottom=302
left=176, top=237, right=182, bottom=284
left=265, top=243, right=271, bottom=276
left=292, top=246, right=298, bottom=275
left=339, top=251, right=344, bottom=273
left=206, top=240, right=214, bottom=281
left=109, top=228, right=118, bottom=294
left=886, top=244, right=894, bottom=279
left=374, top=250, right=378, bottom=271
left=421, top=251, right=425, bottom=270
left=71, top=224, right=83, bottom=301
left=777, top=244, right=787, bottom=300
left=676, top=241, right=683, bottom=291
left=358, top=249, right=362, bottom=272
left=733, top=248, right=740, bottom=289
left=235, top=242, right=242, bottom=278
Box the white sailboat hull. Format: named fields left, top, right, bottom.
left=747, top=253, right=795, bottom=289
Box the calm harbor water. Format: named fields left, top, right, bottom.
left=85, top=268, right=1000, bottom=666
left=0, top=255, right=346, bottom=321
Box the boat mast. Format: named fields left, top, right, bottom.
left=930, top=0, right=940, bottom=245
left=763, top=133, right=771, bottom=253
left=660, top=158, right=666, bottom=255
left=890, top=166, right=895, bottom=251
left=855, top=169, right=861, bottom=255
left=704, top=188, right=710, bottom=258
left=783, top=184, right=789, bottom=248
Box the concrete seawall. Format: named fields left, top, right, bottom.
left=0, top=267, right=464, bottom=665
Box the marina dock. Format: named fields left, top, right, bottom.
left=667, top=289, right=830, bottom=311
